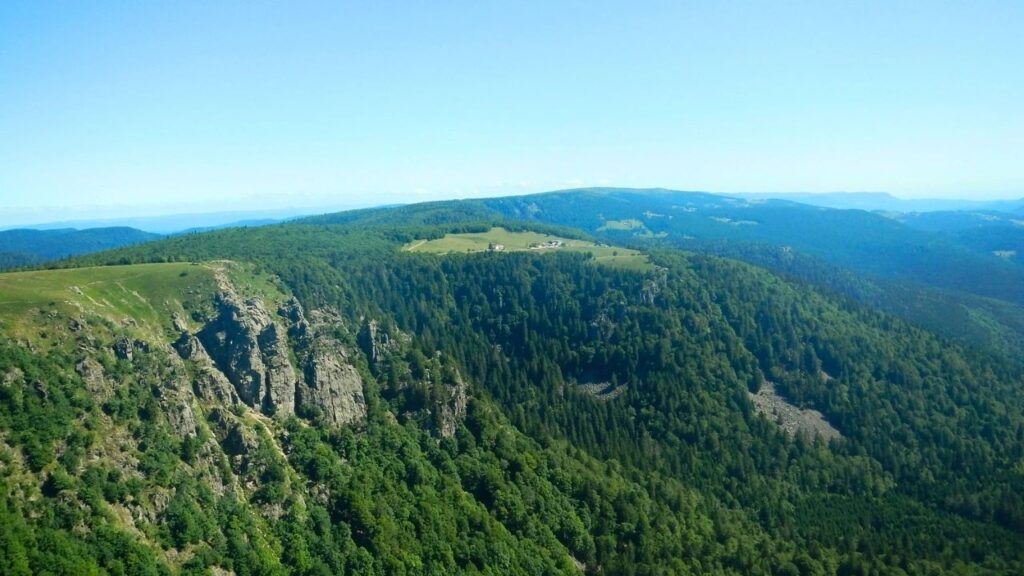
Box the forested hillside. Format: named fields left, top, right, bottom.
left=300, top=188, right=1024, bottom=356
left=0, top=227, right=160, bottom=270
left=3, top=195, right=1024, bottom=574
left=898, top=211, right=1024, bottom=267
left=477, top=189, right=1024, bottom=306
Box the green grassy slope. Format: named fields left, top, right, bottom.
left=403, top=226, right=651, bottom=270
left=0, top=263, right=214, bottom=342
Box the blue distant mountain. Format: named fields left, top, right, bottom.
left=0, top=207, right=360, bottom=234
left=730, top=191, right=1024, bottom=213
left=0, top=227, right=161, bottom=270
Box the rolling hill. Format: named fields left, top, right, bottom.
left=301, top=188, right=1024, bottom=355
left=4, top=193, right=1023, bottom=573
left=0, top=227, right=160, bottom=270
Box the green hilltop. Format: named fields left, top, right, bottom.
left=2, top=194, right=1024, bottom=574
left=402, top=226, right=651, bottom=270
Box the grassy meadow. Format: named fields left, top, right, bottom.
left=402, top=227, right=651, bottom=270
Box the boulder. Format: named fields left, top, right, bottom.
left=113, top=336, right=133, bottom=361
left=166, top=400, right=198, bottom=438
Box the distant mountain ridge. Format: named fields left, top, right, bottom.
left=731, top=191, right=1024, bottom=213
left=22, top=192, right=1024, bottom=573
left=300, top=187, right=1024, bottom=355
left=0, top=207, right=351, bottom=234
left=0, top=227, right=160, bottom=270
left=472, top=187, right=1024, bottom=304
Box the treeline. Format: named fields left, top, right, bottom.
left=17, top=213, right=1024, bottom=573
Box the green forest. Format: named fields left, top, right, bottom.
left=2, top=195, right=1024, bottom=574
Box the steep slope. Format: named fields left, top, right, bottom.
left=0, top=260, right=802, bottom=574
left=0, top=227, right=161, bottom=270
left=42, top=210, right=1024, bottom=573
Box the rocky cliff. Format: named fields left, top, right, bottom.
left=179, top=274, right=366, bottom=425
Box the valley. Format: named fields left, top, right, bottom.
left=6, top=4, right=1022, bottom=574
left=2, top=193, right=1024, bottom=574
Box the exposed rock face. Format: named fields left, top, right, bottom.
left=172, top=277, right=365, bottom=425
left=222, top=420, right=258, bottom=457
left=74, top=359, right=105, bottom=393
left=166, top=400, right=198, bottom=438
left=640, top=278, right=661, bottom=306
left=175, top=333, right=239, bottom=405
left=196, top=292, right=297, bottom=416
left=174, top=332, right=202, bottom=359
left=436, top=371, right=468, bottom=438
left=278, top=297, right=307, bottom=334
left=113, top=336, right=134, bottom=361
left=291, top=303, right=366, bottom=425
left=195, top=365, right=240, bottom=406
left=256, top=323, right=297, bottom=416
left=358, top=319, right=403, bottom=365
left=298, top=341, right=366, bottom=425
left=172, top=313, right=189, bottom=333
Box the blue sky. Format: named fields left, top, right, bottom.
left=1, top=1, right=1022, bottom=224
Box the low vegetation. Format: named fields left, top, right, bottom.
left=402, top=226, right=651, bottom=270
left=0, top=263, right=214, bottom=343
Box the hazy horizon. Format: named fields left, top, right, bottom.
left=2, top=2, right=1022, bottom=225
left=3, top=187, right=1023, bottom=230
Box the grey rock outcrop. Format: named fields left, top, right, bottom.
left=222, top=421, right=258, bottom=457
left=436, top=370, right=468, bottom=438
left=113, top=336, right=134, bottom=361
left=196, top=291, right=297, bottom=416
left=358, top=318, right=405, bottom=365
left=291, top=303, right=366, bottom=425
left=175, top=333, right=239, bottom=405
left=173, top=332, right=203, bottom=360
left=166, top=399, right=198, bottom=438
left=172, top=277, right=365, bottom=426
left=297, top=340, right=366, bottom=426
left=74, top=358, right=106, bottom=393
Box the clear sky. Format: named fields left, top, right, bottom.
left=1, top=1, right=1022, bottom=225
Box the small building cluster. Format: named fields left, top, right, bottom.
left=530, top=239, right=563, bottom=249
